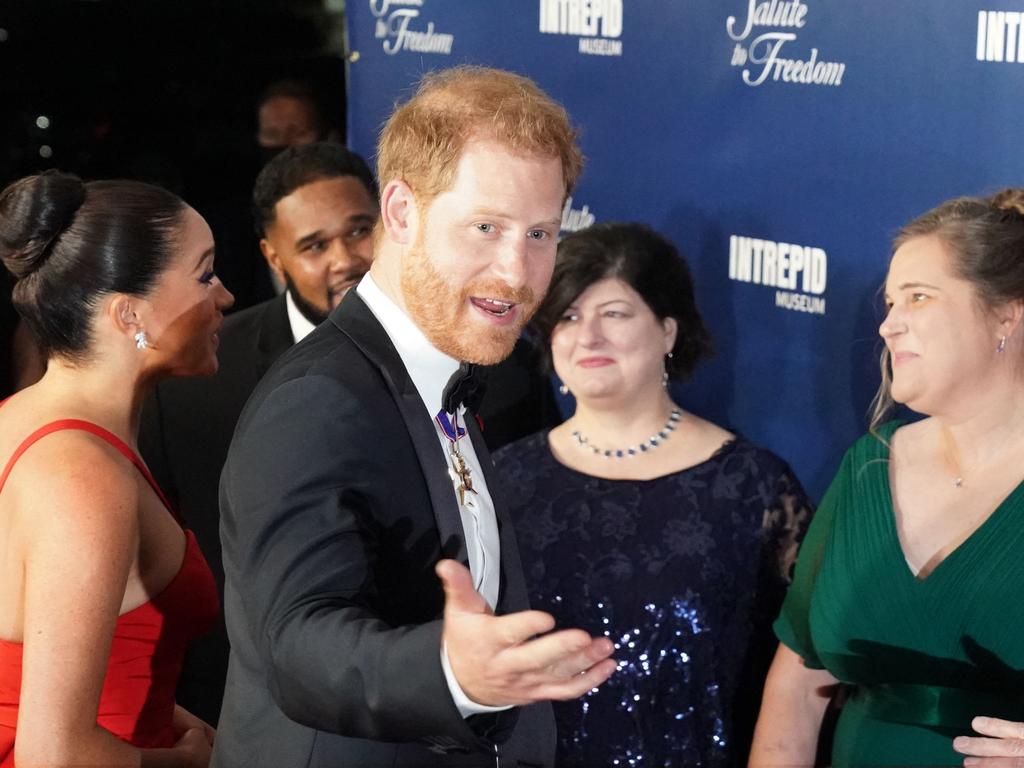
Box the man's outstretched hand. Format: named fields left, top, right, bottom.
left=437, top=559, right=617, bottom=708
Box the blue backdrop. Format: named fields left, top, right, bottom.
left=345, top=0, right=1024, bottom=499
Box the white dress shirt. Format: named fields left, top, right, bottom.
left=284, top=290, right=315, bottom=343
left=356, top=274, right=509, bottom=718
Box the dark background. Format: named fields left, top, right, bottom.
left=0, top=0, right=347, bottom=196
left=0, top=0, right=349, bottom=391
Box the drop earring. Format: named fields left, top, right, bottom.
left=134, top=330, right=149, bottom=350
left=998, top=336, right=1007, bottom=353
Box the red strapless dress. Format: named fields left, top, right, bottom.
left=0, top=418, right=219, bottom=765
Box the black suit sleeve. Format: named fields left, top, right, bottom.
left=220, top=372, right=484, bottom=746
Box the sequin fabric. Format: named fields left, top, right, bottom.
left=495, top=432, right=812, bottom=767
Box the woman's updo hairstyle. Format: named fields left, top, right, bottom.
left=870, top=188, right=1024, bottom=430
left=0, top=170, right=187, bottom=361
left=531, top=222, right=714, bottom=380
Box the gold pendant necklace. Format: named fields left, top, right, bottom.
left=941, top=423, right=1021, bottom=490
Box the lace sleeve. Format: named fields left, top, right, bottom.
left=729, top=458, right=818, bottom=756
left=761, top=467, right=813, bottom=584
left=769, top=452, right=852, bottom=669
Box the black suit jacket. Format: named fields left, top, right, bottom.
left=212, top=291, right=555, bottom=767
left=138, top=294, right=293, bottom=723
left=140, top=290, right=559, bottom=728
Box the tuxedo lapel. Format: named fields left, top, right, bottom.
left=330, top=292, right=469, bottom=566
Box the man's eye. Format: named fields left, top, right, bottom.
left=527, top=229, right=550, bottom=240
left=911, top=293, right=929, bottom=303
left=347, top=226, right=372, bottom=240
left=476, top=223, right=496, bottom=234
left=307, top=241, right=328, bottom=253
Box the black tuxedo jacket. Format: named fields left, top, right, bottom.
left=212, top=291, right=555, bottom=767
left=138, top=294, right=293, bottom=723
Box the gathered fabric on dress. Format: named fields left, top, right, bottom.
left=776, top=420, right=1024, bottom=766
left=0, top=418, right=219, bottom=766
left=495, top=431, right=812, bottom=767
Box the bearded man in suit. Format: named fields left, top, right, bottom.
left=212, top=67, right=616, bottom=767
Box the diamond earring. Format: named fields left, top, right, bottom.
left=558, top=383, right=569, bottom=396
left=134, top=330, right=149, bottom=350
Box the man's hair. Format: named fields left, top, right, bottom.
left=252, top=142, right=378, bottom=238
left=377, top=66, right=582, bottom=205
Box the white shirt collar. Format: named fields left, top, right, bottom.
left=356, top=273, right=460, bottom=416
left=284, top=290, right=315, bottom=343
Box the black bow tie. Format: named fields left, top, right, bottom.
left=441, top=362, right=488, bottom=414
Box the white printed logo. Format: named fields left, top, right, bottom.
left=726, top=0, right=846, bottom=87
left=977, top=11, right=1024, bottom=63
left=539, top=0, right=623, bottom=57
left=560, top=196, right=596, bottom=234
left=371, top=0, right=453, bottom=56
left=728, top=235, right=828, bottom=316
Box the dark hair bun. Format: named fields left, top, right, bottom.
left=990, top=188, right=1024, bottom=220
left=0, top=170, right=86, bottom=279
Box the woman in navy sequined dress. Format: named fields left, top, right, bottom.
left=494, top=224, right=812, bottom=767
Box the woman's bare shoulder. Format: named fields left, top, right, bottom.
left=6, top=430, right=140, bottom=538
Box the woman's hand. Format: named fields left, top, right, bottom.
left=171, top=726, right=213, bottom=768
left=172, top=704, right=215, bottom=745
left=170, top=705, right=214, bottom=767
left=954, top=716, right=1024, bottom=767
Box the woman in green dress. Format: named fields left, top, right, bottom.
left=749, top=189, right=1024, bottom=767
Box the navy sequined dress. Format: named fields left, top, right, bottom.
left=494, top=431, right=813, bottom=767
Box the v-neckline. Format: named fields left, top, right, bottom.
left=879, top=422, right=1024, bottom=584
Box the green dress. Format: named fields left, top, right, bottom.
left=775, top=421, right=1024, bottom=766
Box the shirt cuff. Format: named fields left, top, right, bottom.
left=440, top=641, right=513, bottom=718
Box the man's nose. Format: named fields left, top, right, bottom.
left=490, top=237, right=528, bottom=288
left=327, top=238, right=364, bottom=272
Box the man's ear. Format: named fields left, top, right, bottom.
left=380, top=180, right=420, bottom=246
left=260, top=238, right=286, bottom=285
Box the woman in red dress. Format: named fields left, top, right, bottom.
left=0, top=171, right=232, bottom=767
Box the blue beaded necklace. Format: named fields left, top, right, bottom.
left=571, top=408, right=682, bottom=459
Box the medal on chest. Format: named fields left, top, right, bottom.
left=436, top=411, right=478, bottom=507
